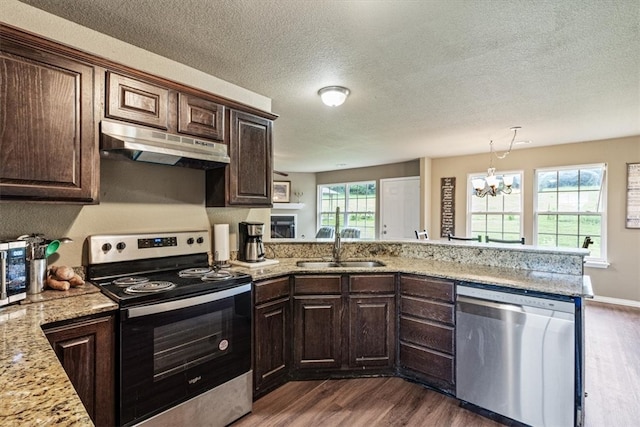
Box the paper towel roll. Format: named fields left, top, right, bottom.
left=213, top=224, right=230, bottom=262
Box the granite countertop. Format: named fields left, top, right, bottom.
left=0, top=285, right=118, bottom=426
left=231, top=256, right=588, bottom=297
left=0, top=253, right=588, bottom=426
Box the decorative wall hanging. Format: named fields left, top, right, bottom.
left=626, top=163, right=640, bottom=228
left=440, top=177, right=456, bottom=237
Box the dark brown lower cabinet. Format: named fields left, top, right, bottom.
left=254, top=298, right=290, bottom=396
left=348, top=295, right=395, bottom=368
left=253, top=273, right=454, bottom=397
left=348, top=274, right=396, bottom=369
left=291, top=274, right=396, bottom=375
left=254, top=276, right=291, bottom=398
left=399, top=274, right=456, bottom=394
left=44, top=314, right=115, bottom=427
left=293, top=295, right=342, bottom=370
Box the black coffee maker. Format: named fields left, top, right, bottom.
left=238, top=222, right=265, bottom=262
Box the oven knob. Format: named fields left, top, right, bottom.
left=196, top=237, right=204, bottom=244
left=187, top=238, right=195, bottom=245
left=102, top=243, right=112, bottom=252
left=116, top=242, right=126, bottom=251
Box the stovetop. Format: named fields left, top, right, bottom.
left=95, top=267, right=252, bottom=307
left=85, top=231, right=253, bottom=307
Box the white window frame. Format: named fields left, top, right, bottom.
left=317, top=181, right=377, bottom=239
left=466, top=170, right=524, bottom=240
left=533, top=163, right=608, bottom=268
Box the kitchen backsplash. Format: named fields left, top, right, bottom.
left=265, top=240, right=586, bottom=276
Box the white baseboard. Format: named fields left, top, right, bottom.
left=591, top=295, right=640, bottom=308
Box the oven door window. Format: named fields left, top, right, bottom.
left=154, top=309, right=230, bottom=381
left=119, top=290, right=251, bottom=426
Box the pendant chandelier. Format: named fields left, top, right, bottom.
left=472, top=126, right=520, bottom=198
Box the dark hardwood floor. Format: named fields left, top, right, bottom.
left=234, top=301, right=640, bottom=427
left=583, top=301, right=640, bottom=427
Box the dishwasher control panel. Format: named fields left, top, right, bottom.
left=457, top=285, right=575, bottom=313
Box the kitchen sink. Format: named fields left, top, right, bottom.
left=296, top=260, right=385, bottom=268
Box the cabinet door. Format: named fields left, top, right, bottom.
left=229, top=110, right=272, bottom=205
left=44, top=315, right=115, bottom=427
left=178, top=93, right=225, bottom=140
left=293, top=296, right=342, bottom=370
left=207, top=110, right=272, bottom=206
left=106, top=71, right=169, bottom=129
left=0, top=35, right=98, bottom=202
left=254, top=297, right=290, bottom=396
left=348, top=295, right=396, bottom=368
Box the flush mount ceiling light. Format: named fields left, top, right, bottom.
left=472, top=126, right=523, bottom=198
left=318, top=86, right=350, bottom=107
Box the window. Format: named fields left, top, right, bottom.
left=468, top=171, right=523, bottom=241
left=317, top=181, right=376, bottom=239
left=534, top=164, right=607, bottom=265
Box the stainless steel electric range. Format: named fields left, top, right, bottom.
left=86, top=231, right=253, bottom=427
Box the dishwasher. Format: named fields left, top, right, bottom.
left=456, top=284, right=577, bottom=427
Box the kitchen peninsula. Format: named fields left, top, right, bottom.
left=0, top=240, right=591, bottom=426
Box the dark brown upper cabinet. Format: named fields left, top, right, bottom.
left=0, top=27, right=99, bottom=203
left=106, top=73, right=226, bottom=142
left=106, top=71, right=170, bottom=130
left=206, top=110, right=273, bottom=207
left=1, top=25, right=276, bottom=204
left=178, top=93, right=225, bottom=141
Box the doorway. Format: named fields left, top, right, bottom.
left=379, top=177, right=420, bottom=240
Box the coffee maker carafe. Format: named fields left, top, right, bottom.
left=238, top=222, right=265, bottom=263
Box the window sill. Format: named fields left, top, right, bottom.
left=584, top=260, right=610, bottom=269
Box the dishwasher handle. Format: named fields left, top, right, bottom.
left=457, top=295, right=529, bottom=318
left=457, top=295, right=575, bottom=322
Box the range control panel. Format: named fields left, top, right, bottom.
left=87, top=231, right=210, bottom=264
left=138, top=236, right=178, bottom=249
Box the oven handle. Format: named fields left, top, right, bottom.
left=126, top=283, right=252, bottom=318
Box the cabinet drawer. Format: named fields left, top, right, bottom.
left=400, top=342, right=454, bottom=384
left=294, top=275, right=341, bottom=294
left=106, top=72, right=169, bottom=129
left=400, top=296, right=454, bottom=325
left=349, top=274, right=395, bottom=293
left=399, top=316, right=454, bottom=354
left=400, top=275, right=454, bottom=303
left=255, top=276, right=290, bottom=304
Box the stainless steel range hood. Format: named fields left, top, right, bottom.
left=100, top=120, right=230, bottom=169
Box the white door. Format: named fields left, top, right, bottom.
left=380, top=177, right=420, bottom=240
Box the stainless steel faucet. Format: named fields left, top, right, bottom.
left=332, top=206, right=342, bottom=263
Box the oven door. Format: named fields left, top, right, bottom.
left=119, top=284, right=251, bottom=426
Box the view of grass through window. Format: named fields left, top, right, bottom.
left=469, top=173, right=523, bottom=241
left=535, top=165, right=605, bottom=259
left=318, top=181, right=376, bottom=239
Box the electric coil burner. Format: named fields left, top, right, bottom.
left=86, top=231, right=253, bottom=427
left=124, top=281, right=176, bottom=294
left=113, top=276, right=149, bottom=287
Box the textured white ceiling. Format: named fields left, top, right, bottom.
left=18, top=0, right=640, bottom=172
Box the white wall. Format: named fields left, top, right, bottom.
left=429, top=136, right=640, bottom=303
left=269, top=173, right=317, bottom=240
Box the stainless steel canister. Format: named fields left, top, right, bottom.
left=28, top=258, right=47, bottom=295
